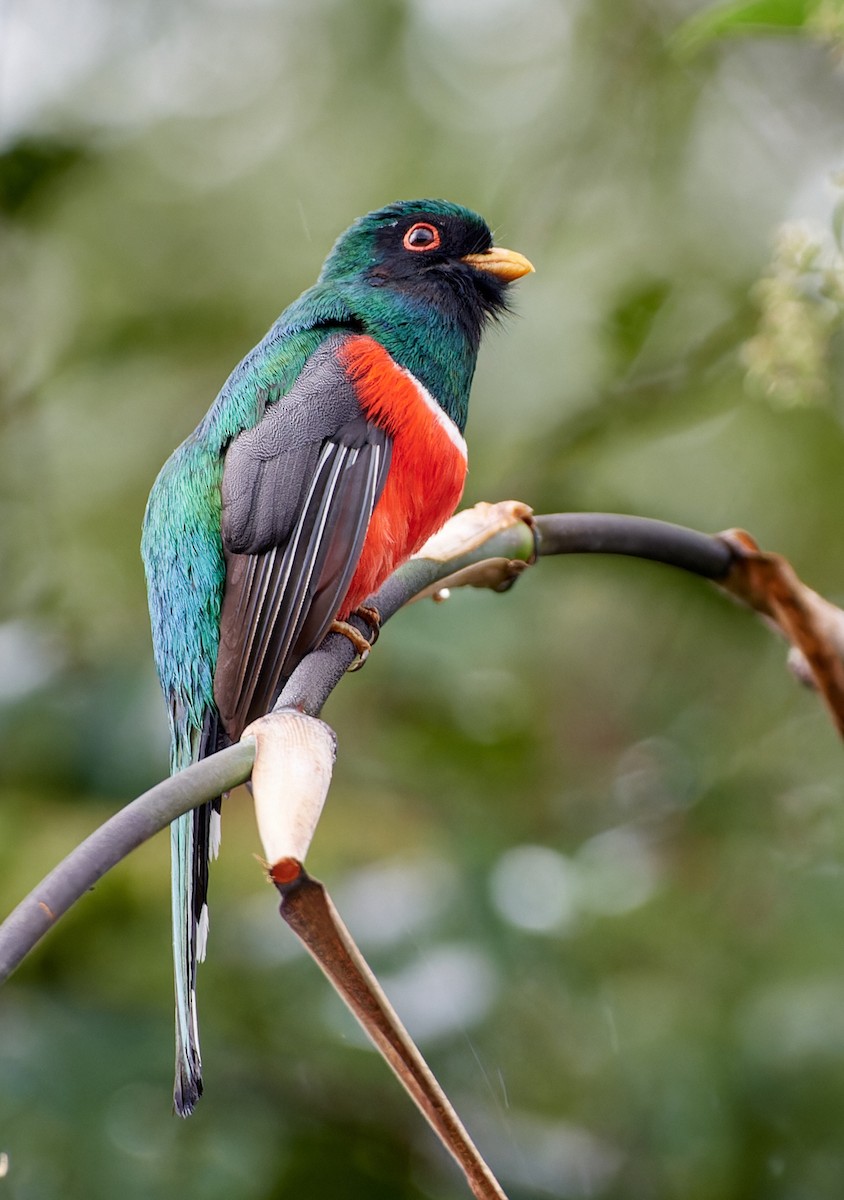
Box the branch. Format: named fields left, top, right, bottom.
left=3, top=502, right=844, bottom=1200
left=275, top=865, right=508, bottom=1200
left=533, top=511, right=731, bottom=578
left=0, top=742, right=256, bottom=983
left=3, top=504, right=842, bottom=981
left=275, top=506, right=733, bottom=714
left=716, top=528, right=844, bottom=736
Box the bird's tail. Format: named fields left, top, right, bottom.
left=171, top=711, right=223, bottom=1117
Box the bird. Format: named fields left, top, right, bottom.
left=141, top=198, right=534, bottom=1115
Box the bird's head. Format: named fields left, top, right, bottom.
left=318, top=199, right=534, bottom=344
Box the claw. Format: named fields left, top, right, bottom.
left=331, top=619, right=374, bottom=671
left=351, top=604, right=382, bottom=645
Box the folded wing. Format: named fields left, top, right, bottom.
left=214, top=333, right=392, bottom=739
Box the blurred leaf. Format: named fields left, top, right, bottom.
left=607, top=280, right=671, bottom=368
left=833, top=192, right=844, bottom=255
left=672, top=0, right=820, bottom=57
left=0, top=137, right=87, bottom=217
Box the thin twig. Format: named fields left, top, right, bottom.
left=277, top=868, right=508, bottom=1200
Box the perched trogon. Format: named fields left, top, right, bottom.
left=141, top=198, right=534, bottom=1114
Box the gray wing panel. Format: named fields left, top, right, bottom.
left=214, top=335, right=392, bottom=739
left=221, top=333, right=367, bottom=554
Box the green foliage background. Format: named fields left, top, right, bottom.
left=2, top=1, right=844, bottom=1197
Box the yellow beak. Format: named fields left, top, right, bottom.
left=461, top=246, right=535, bottom=282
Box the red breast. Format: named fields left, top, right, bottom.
left=337, top=335, right=468, bottom=615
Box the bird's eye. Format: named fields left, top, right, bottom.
left=403, top=222, right=441, bottom=252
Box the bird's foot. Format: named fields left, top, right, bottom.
left=331, top=607, right=381, bottom=672
left=352, top=604, right=381, bottom=646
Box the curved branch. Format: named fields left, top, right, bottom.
left=4, top=502, right=841, bottom=1200
left=277, top=509, right=734, bottom=716
left=533, top=511, right=732, bottom=578
left=277, top=499, right=538, bottom=713
left=0, top=503, right=536, bottom=981
left=2, top=503, right=837, bottom=982
left=0, top=743, right=256, bottom=982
